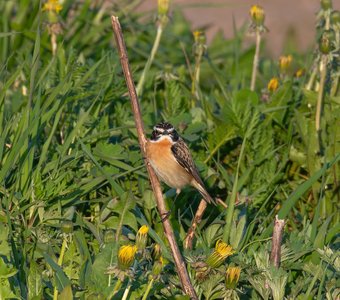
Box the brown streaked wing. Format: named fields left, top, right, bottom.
left=171, top=139, right=206, bottom=188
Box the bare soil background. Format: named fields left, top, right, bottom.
left=137, top=0, right=340, bottom=57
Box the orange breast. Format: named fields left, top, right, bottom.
left=146, top=139, right=191, bottom=189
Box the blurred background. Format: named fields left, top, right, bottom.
left=138, top=0, right=340, bottom=56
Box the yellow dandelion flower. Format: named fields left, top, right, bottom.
left=138, top=225, right=149, bottom=235
left=279, top=55, right=293, bottom=73
left=225, top=266, right=241, bottom=289
left=42, top=0, right=63, bottom=14
left=136, top=225, right=149, bottom=250
left=250, top=5, right=265, bottom=26
left=118, top=244, right=137, bottom=270
left=267, top=77, right=279, bottom=92
left=206, top=240, right=234, bottom=268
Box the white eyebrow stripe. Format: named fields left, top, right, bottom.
left=154, top=127, right=165, bottom=132
left=154, top=126, right=174, bottom=132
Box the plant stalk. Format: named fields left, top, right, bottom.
left=53, top=236, right=68, bottom=300
left=121, top=279, right=132, bottom=300
left=142, top=278, right=154, bottom=300
left=306, top=65, right=318, bottom=91
left=315, top=54, right=327, bottom=152
left=108, top=279, right=123, bottom=299
left=191, top=46, right=203, bottom=104
left=136, top=24, right=163, bottom=96
left=223, top=135, right=247, bottom=242
left=250, top=30, right=261, bottom=91
left=270, top=215, right=285, bottom=268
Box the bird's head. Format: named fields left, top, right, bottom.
left=150, top=122, right=179, bottom=142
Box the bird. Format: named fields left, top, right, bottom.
left=146, top=121, right=215, bottom=205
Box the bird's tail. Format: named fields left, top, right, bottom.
left=192, top=181, right=216, bottom=205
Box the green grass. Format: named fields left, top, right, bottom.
left=0, top=1, right=339, bottom=299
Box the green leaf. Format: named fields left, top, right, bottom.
left=28, top=261, right=42, bottom=300
left=278, top=154, right=340, bottom=219
left=58, top=285, right=73, bottom=300
left=43, top=253, right=71, bottom=292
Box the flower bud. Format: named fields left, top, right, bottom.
left=43, top=0, right=63, bottom=23
left=158, top=0, right=169, bottom=16
left=250, top=5, right=265, bottom=27
left=151, top=256, right=164, bottom=277
left=193, top=31, right=206, bottom=45
left=320, top=0, right=332, bottom=10
left=136, top=225, right=149, bottom=250
left=117, top=245, right=137, bottom=270
left=331, top=11, right=340, bottom=27
left=206, top=240, right=234, bottom=268
left=267, top=77, right=279, bottom=92
left=152, top=243, right=162, bottom=261
left=279, top=55, right=293, bottom=74
left=225, top=266, right=241, bottom=289
left=104, top=230, right=115, bottom=244
left=294, top=68, right=305, bottom=78
left=61, top=220, right=73, bottom=234
left=319, top=30, right=335, bottom=54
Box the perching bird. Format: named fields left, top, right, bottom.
left=146, top=122, right=215, bottom=205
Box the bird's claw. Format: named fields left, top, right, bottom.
left=160, top=211, right=171, bottom=222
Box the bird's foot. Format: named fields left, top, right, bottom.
left=160, top=211, right=171, bottom=222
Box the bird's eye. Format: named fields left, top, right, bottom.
left=151, top=130, right=159, bottom=140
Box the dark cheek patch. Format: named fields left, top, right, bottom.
left=171, top=132, right=179, bottom=141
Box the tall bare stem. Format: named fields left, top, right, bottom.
left=136, top=25, right=164, bottom=96
left=111, top=16, right=198, bottom=300
left=250, top=31, right=261, bottom=91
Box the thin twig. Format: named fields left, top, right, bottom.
left=184, top=199, right=207, bottom=250
left=184, top=197, right=227, bottom=250
left=270, top=215, right=285, bottom=268
left=111, top=16, right=198, bottom=300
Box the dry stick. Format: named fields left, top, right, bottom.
left=184, top=198, right=227, bottom=250
left=184, top=199, right=207, bottom=250
left=270, top=215, right=285, bottom=268
left=110, top=16, right=198, bottom=300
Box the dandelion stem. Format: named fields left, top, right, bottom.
left=51, top=33, right=57, bottom=56
left=250, top=30, right=261, bottom=91
left=107, top=279, right=123, bottom=299
left=122, top=278, right=132, bottom=300
left=191, top=47, right=203, bottom=104
left=53, top=236, right=68, bottom=300
left=142, top=278, right=154, bottom=300
left=136, top=25, right=164, bottom=96
left=108, top=246, right=115, bottom=287
left=306, top=64, right=318, bottom=91
left=223, top=135, right=247, bottom=242
left=315, top=54, right=327, bottom=151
